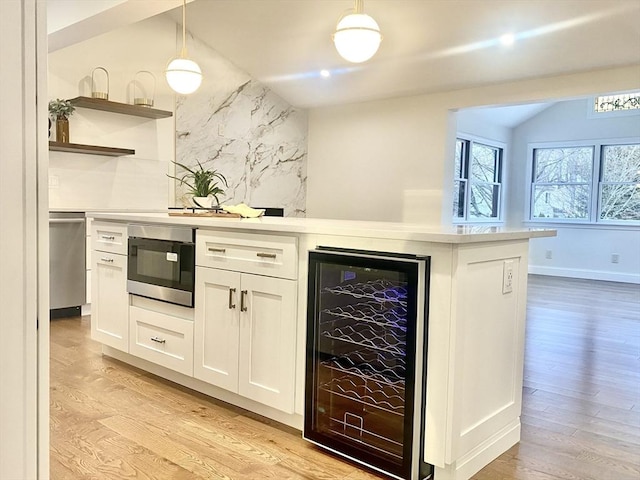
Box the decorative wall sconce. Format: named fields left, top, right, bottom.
left=91, top=67, right=109, bottom=100
left=133, top=71, right=156, bottom=107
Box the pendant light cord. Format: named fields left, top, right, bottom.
left=181, top=0, right=187, bottom=58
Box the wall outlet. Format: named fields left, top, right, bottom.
left=49, top=175, right=59, bottom=188
left=611, top=253, right=620, bottom=264
left=217, top=123, right=225, bottom=137
left=502, top=260, right=514, bottom=294
left=545, top=250, right=553, bottom=260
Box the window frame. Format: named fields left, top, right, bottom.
left=453, top=134, right=506, bottom=224
left=527, top=138, right=640, bottom=226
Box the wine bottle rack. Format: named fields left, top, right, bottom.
left=322, top=301, right=407, bottom=331
left=320, top=374, right=405, bottom=416
left=324, top=279, right=408, bottom=306
left=321, top=320, right=406, bottom=355
left=321, top=348, right=406, bottom=386
left=327, top=414, right=403, bottom=459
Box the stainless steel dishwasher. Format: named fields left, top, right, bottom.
left=49, top=211, right=86, bottom=318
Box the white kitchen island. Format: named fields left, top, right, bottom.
left=88, top=211, right=555, bottom=480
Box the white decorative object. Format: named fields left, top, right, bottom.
left=192, top=196, right=213, bottom=208
left=165, top=0, right=202, bottom=94
left=333, top=0, right=382, bottom=63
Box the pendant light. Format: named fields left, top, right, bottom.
left=333, top=0, right=382, bottom=63
left=165, top=0, right=202, bottom=95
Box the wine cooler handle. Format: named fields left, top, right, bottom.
left=240, top=290, right=248, bottom=312
left=228, top=287, right=236, bottom=309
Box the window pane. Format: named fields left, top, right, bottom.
left=534, top=147, right=593, bottom=183
left=532, top=184, right=590, bottom=219
left=453, top=179, right=466, bottom=218
left=601, top=144, right=640, bottom=182
left=600, top=184, right=640, bottom=221
left=455, top=140, right=464, bottom=178
left=471, top=144, right=498, bottom=183
left=469, top=183, right=500, bottom=218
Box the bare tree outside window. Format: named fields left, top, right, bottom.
left=532, top=147, right=593, bottom=220
left=453, top=138, right=503, bottom=221
left=600, top=144, right=640, bottom=221
left=530, top=142, right=640, bottom=223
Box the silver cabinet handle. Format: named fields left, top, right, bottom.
left=256, top=252, right=276, bottom=259
left=100, top=257, right=114, bottom=263
left=240, top=290, right=248, bottom=312
left=228, top=287, right=236, bottom=309
left=101, top=235, right=116, bottom=241
left=150, top=336, right=166, bottom=344
left=208, top=247, right=226, bottom=253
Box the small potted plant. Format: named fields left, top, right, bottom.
left=48, top=98, right=75, bottom=143
left=168, top=159, right=228, bottom=208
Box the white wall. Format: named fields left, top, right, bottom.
left=175, top=32, right=308, bottom=216
left=47, top=15, right=176, bottom=211
left=509, top=98, right=640, bottom=283
left=306, top=65, right=640, bottom=226
left=0, top=0, right=40, bottom=477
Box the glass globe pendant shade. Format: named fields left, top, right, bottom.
left=165, top=57, right=202, bottom=95
left=333, top=13, right=382, bottom=63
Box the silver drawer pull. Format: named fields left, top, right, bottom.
left=101, top=235, right=116, bottom=241
left=240, top=290, right=248, bottom=312
left=256, top=252, right=276, bottom=259
left=208, top=247, right=226, bottom=253
left=228, top=287, right=236, bottom=309
left=100, top=257, right=114, bottom=263
left=150, top=336, right=166, bottom=344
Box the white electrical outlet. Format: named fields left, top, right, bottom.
left=502, top=260, right=514, bottom=294
left=49, top=175, right=59, bottom=188
left=218, top=123, right=225, bottom=137
left=611, top=253, right=620, bottom=264
left=545, top=250, right=552, bottom=260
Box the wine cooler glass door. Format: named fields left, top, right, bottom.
left=305, top=249, right=429, bottom=480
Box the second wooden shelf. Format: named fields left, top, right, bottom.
left=49, top=141, right=135, bottom=157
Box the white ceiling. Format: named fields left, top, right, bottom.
left=167, top=0, right=640, bottom=108
left=48, top=0, right=640, bottom=113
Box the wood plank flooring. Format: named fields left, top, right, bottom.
left=50, top=275, right=640, bottom=479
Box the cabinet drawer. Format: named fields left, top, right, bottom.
left=129, top=305, right=194, bottom=376
left=92, top=221, right=128, bottom=255
left=196, top=231, right=298, bottom=279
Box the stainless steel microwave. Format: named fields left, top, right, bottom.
left=127, top=224, right=195, bottom=307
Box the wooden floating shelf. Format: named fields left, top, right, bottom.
left=49, top=141, right=135, bottom=157
left=68, top=96, right=173, bottom=119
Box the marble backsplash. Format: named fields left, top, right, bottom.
left=175, top=32, right=307, bottom=217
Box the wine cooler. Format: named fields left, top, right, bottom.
left=304, top=247, right=433, bottom=480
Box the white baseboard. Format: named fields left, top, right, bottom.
left=528, top=265, right=640, bottom=284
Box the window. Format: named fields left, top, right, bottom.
left=453, top=137, right=503, bottom=221
left=600, top=144, right=640, bottom=221
left=594, top=92, right=640, bottom=113
left=530, top=141, right=640, bottom=223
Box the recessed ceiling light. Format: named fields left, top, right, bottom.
left=320, top=69, right=331, bottom=78
left=500, top=33, right=515, bottom=46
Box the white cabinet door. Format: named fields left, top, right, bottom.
left=91, top=252, right=128, bottom=351
left=238, top=273, right=297, bottom=414
left=194, top=266, right=297, bottom=413
left=194, top=266, right=241, bottom=392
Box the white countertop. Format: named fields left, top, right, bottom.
left=87, top=211, right=556, bottom=244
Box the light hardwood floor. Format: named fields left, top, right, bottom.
left=50, top=275, right=640, bottom=479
